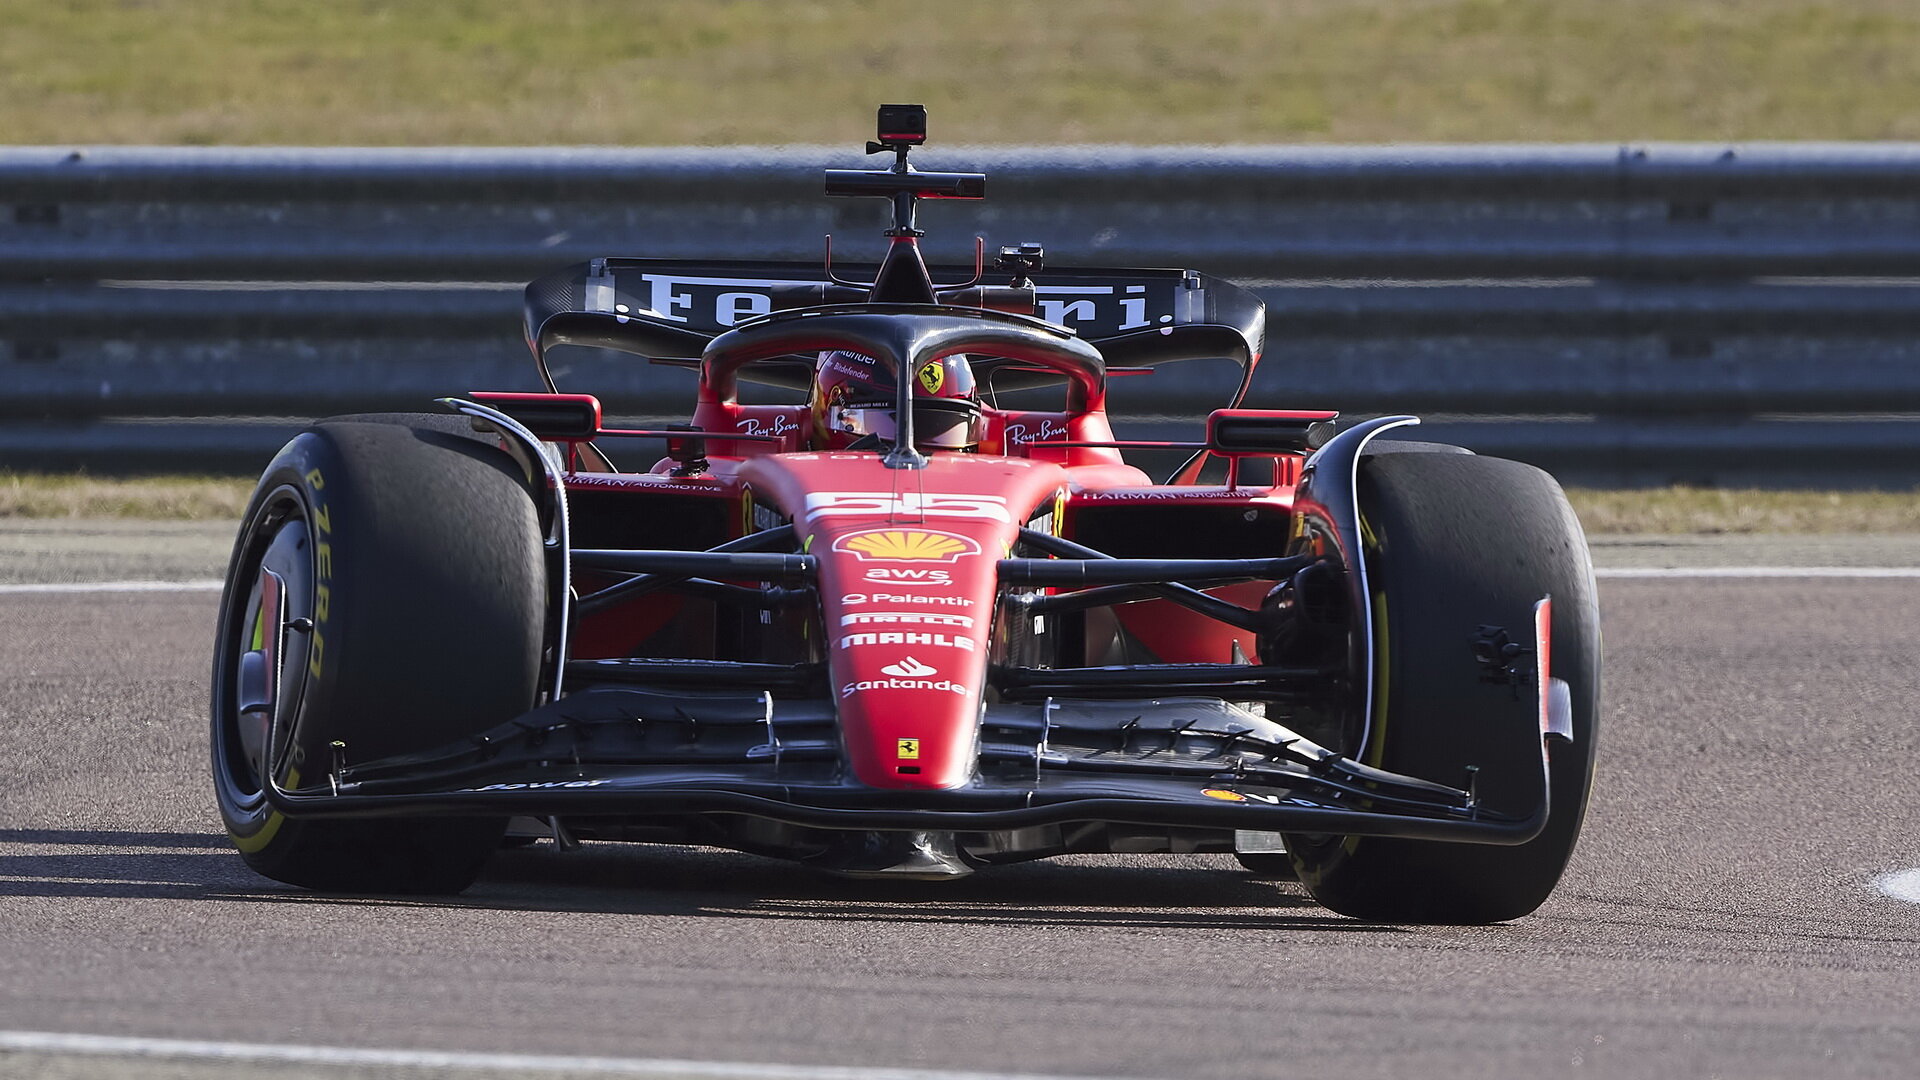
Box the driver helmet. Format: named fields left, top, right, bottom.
left=809, top=350, right=981, bottom=451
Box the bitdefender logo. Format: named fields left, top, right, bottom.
left=882, top=656, right=937, bottom=677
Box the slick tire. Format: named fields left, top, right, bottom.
left=210, top=419, right=546, bottom=894
left=1287, top=451, right=1601, bottom=923
left=1360, top=439, right=1473, bottom=457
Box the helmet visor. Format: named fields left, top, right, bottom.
left=832, top=397, right=980, bottom=449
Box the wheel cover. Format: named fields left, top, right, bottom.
left=214, top=487, right=315, bottom=814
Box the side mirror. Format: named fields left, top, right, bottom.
left=1206, top=409, right=1339, bottom=454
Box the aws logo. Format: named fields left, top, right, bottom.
left=832, top=528, right=979, bottom=563
left=863, top=567, right=952, bottom=586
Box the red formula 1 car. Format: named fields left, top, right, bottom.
left=211, top=107, right=1599, bottom=923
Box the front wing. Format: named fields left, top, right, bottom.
left=262, top=688, right=1564, bottom=847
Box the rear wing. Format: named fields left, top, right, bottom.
left=523, top=258, right=1266, bottom=394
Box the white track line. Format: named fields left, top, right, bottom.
left=0, top=580, right=223, bottom=594
left=1595, top=567, right=1920, bottom=578
left=0, top=1031, right=1108, bottom=1080
left=1872, top=869, right=1920, bottom=905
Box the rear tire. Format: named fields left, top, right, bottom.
left=1360, top=439, right=1473, bottom=457
left=210, top=419, right=545, bottom=893
left=1287, top=451, right=1600, bottom=923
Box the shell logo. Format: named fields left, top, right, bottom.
left=832, top=529, right=981, bottom=563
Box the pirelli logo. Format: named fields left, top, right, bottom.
left=842, top=611, right=973, bottom=629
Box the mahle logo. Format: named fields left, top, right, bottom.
left=841, top=631, right=975, bottom=651
left=832, top=529, right=979, bottom=563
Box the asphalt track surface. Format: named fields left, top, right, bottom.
left=2, top=525, right=1918, bottom=1079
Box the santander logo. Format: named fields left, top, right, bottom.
left=841, top=654, right=969, bottom=698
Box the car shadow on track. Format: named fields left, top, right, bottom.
left=0, top=827, right=232, bottom=849
left=455, top=843, right=1377, bottom=932
left=0, top=827, right=1399, bottom=933
left=0, top=828, right=266, bottom=902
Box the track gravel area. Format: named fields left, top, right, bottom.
left=0, top=527, right=1916, bottom=1079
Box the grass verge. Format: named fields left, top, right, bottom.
left=2, top=472, right=1914, bottom=533
left=1566, top=487, right=1920, bottom=535
left=0, top=472, right=253, bottom=521
left=4, top=1, right=1920, bottom=145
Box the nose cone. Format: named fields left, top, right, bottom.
left=817, top=521, right=998, bottom=789
left=736, top=451, right=1070, bottom=790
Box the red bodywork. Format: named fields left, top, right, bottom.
left=491, top=195, right=1320, bottom=798
left=226, top=120, right=1572, bottom=901
left=485, top=377, right=1321, bottom=792
left=743, top=452, right=1067, bottom=788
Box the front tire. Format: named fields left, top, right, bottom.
left=1288, top=451, right=1601, bottom=923
left=211, top=418, right=545, bottom=893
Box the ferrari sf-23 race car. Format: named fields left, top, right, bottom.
left=212, top=106, right=1600, bottom=923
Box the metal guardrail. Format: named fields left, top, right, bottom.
left=3, top=144, right=1920, bottom=483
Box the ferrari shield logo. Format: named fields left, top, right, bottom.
left=917, top=361, right=945, bottom=395
left=897, top=738, right=921, bottom=759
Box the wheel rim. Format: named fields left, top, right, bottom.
left=214, top=487, right=315, bottom=813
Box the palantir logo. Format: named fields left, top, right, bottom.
left=881, top=656, right=937, bottom=678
